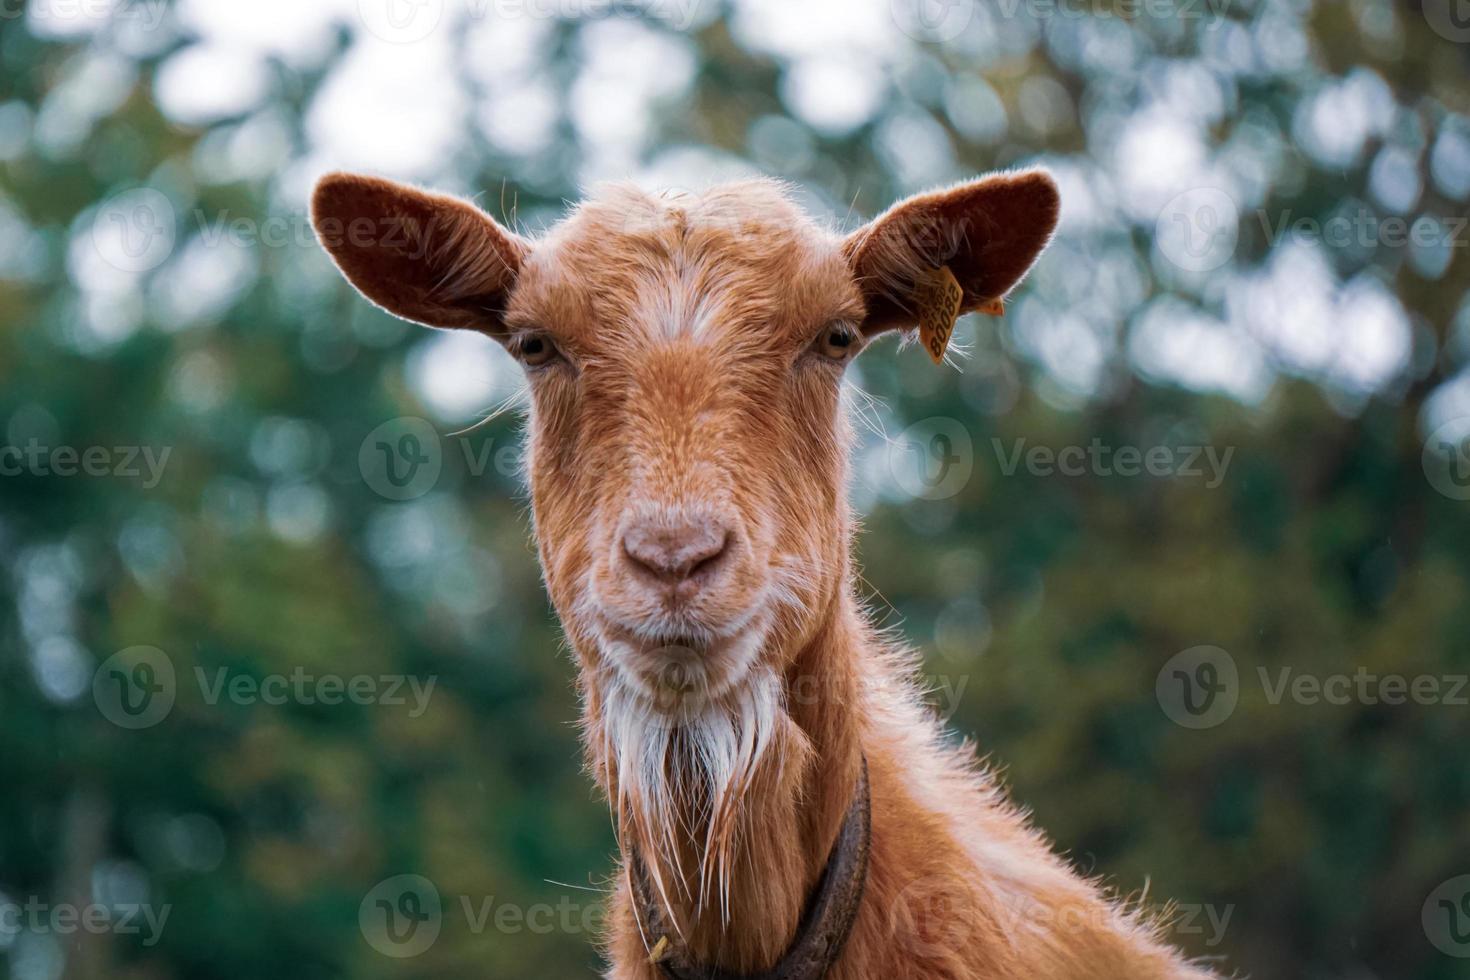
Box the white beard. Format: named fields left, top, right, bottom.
left=600, top=656, right=786, bottom=925
left=584, top=552, right=821, bottom=924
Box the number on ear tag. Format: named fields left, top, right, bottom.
left=915, top=265, right=965, bottom=364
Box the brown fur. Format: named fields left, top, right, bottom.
left=312, top=171, right=1226, bottom=979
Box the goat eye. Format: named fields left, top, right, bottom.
left=815, top=323, right=859, bottom=361
left=515, top=333, right=559, bottom=367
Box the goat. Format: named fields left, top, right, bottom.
left=311, top=170, right=1225, bottom=979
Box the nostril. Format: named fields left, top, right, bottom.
left=684, top=533, right=729, bottom=580
left=621, top=521, right=731, bottom=585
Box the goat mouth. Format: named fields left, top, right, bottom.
left=596, top=615, right=772, bottom=715
left=647, top=633, right=702, bottom=650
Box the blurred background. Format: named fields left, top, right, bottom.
left=2, top=0, right=1469, bottom=977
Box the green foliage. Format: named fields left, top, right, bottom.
left=1, top=2, right=1468, bottom=978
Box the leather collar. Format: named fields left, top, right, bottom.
left=631, top=757, right=871, bottom=980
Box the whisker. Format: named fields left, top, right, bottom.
left=446, top=385, right=529, bottom=437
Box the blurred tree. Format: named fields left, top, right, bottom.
left=1, top=1, right=1468, bottom=978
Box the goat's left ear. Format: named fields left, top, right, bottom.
left=310, top=172, right=529, bottom=333
left=842, top=169, right=1060, bottom=340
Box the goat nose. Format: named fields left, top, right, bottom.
left=621, top=517, right=730, bottom=587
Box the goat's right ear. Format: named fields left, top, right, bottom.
left=310, top=172, right=529, bottom=333
left=843, top=169, right=1060, bottom=340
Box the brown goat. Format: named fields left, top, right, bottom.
left=311, top=170, right=1225, bottom=979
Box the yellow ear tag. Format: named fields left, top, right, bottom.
left=915, top=265, right=965, bottom=364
